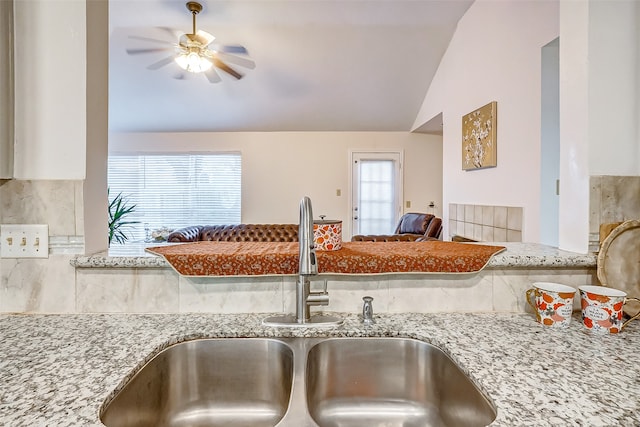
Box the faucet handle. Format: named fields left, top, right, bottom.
left=362, top=296, right=374, bottom=324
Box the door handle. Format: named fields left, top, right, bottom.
left=354, top=216, right=359, bottom=220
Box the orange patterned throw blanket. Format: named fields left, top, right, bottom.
left=146, top=241, right=505, bottom=277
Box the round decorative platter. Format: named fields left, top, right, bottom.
left=597, top=219, right=640, bottom=316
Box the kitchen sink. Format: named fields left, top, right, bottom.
left=100, top=338, right=294, bottom=427
left=101, top=337, right=495, bottom=427
left=305, top=338, right=496, bottom=427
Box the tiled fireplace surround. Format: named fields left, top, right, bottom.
left=448, top=204, right=523, bottom=243
left=0, top=176, right=637, bottom=314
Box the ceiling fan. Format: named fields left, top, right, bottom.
left=126, top=1, right=255, bottom=83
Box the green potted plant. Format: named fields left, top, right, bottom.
left=108, top=188, right=139, bottom=245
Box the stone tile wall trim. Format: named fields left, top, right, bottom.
left=449, top=203, right=523, bottom=242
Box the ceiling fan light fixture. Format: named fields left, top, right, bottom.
left=173, top=3, right=212, bottom=73
left=126, top=1, right=254, bottom=82
left=175, top=49, right=212, bottom=73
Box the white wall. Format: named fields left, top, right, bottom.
left=638, top=1, right=640, bottom=171
left=109, top=131, right=443, bottom=239
left=412, top=0, right=559, bottom=242
left=84, top=0, right=109, bottom=254
left=540, top=39, right=559, bottom=247
left=0, top=0, right=14, bottom=179
left=587, top=0, right=638, bottom=176
left=13, top=0, right=87, bottom=179
left=558, top=0, right=639, bottom=252
left=558, top=0, right=589, bottom=253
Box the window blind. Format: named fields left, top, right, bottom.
left=108, top=153, right=241, bottom=242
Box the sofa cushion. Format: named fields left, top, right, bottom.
left=168, top=224, right=299, bottom=243
left=199, top=224, right=298, bottom=242
left=351, top=234, right=422, bottom=242
left=395, top=213, right=434, bottom=235
left=167, top=225, right=201, bottom=242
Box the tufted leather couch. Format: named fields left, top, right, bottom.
left=167, top=224, right=299, bottom=243
left=351, top=213, right=442, bottom=242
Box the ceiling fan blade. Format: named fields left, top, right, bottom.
left=216, top=52, right=255, bottom=70
left=196, top=30, right=216, bottom=46
left=218, top=45, right=248, bottom=55
left=205, top=68, right=222, bottom=84
left=128, top=35, right=175, bottom=46
left=213, top=58, right=243, bottom=79
left=157, top=26, right=184, bottom=41
left=127, top=47, right=172, bottom=55
left=147, top=56, right=176, bottom=70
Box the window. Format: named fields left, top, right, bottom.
left=351, top=152, right=402, bottom=235
left=358, top=159, right=397, bottom=234
left=108, top=153, right=241, bottom=242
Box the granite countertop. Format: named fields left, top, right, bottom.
left=70, top=242, right=597, bottom=269
left=0, top=312, right=637, bottom=426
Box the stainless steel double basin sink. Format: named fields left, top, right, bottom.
left=101, top=337, right=496, bottom=427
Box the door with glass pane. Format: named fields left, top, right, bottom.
left=351, top=152, right=402, bottom=236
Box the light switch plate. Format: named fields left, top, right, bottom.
left=0, top=224, right=49, bottom=258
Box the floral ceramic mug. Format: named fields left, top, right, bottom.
left=525, top=282, right=576, bottom=327
left=579, top=285, right=640, bottom=334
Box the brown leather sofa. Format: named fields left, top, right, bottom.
left=351, top=213, right=442, bottom=242
left=167, top=224, right=299, bottom=243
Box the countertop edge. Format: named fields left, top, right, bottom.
left=70, top=242, right=597, bottom=270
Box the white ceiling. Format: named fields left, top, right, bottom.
left=108, top=0, right=472, bottom=133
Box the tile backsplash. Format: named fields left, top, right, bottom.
left=0, top=180, right=84, bottom=313
left=450, top=175, right=640, bottom=249
left=448, top=203, right=523, bottom=242
left=590, top=175, right=640, bottom=252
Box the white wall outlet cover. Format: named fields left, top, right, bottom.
left=0, top=224, right=49, bottom=258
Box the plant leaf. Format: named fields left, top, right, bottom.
left=108, top=188, right=139, bottom=245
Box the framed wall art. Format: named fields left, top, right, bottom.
left=462, top=101, right=497, bottom=170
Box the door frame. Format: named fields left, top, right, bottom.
left=349, top=150, right=403, bottom=237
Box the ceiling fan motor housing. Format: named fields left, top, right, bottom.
left=186, top=2, right=203, bottom=14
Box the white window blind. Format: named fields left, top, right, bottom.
left=108, top=153, right=241, bottom=242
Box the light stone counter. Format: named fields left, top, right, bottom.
left=63, top=243, right=598, bottom=315
left=71, top=242, right=596, bottom=270
left=0, top=312, right=637, bottom=426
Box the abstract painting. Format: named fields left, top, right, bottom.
left=462, top=101, right=497, bottom=170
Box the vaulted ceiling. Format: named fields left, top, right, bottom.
left=108, top=0, right=472, bottom=132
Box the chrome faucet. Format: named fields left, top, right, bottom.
left=298, top=196, right=318, bottom=276
left=296, top=196, right=324, bottom=323
left=263, top=196, right=342, bottom=328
